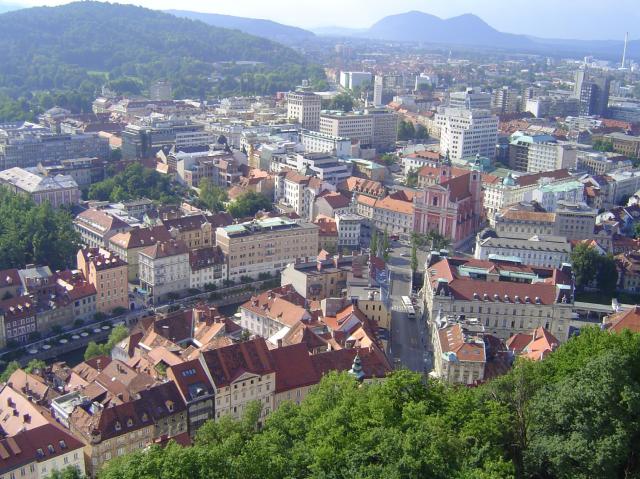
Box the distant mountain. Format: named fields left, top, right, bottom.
left=315, top=10, right=639, bottom=60
left=365, top=11, right=534, bottom=49
left=0, top=1, right=307, bottom=97
left=167, top=10, right=315, bottom=45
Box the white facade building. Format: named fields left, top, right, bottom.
left=287, top=91, right=322, bottom=131
left=339, top=71, right=372, bottom=90
left=474, top=234, right=571, bottom=268
left=300, top=130, right=352, bottom=157
left=336, top=213, right=364, bottom=249
left=436, top=108, right=498, bottom=161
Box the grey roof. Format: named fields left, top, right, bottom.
left=0, top=167, right=78, bottom=193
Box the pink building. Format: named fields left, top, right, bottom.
left=413, top=158, right=483, bottom=248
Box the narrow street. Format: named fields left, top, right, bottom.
left=386, top=242, right=431, bottom=373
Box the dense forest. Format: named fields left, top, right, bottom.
left=0, top=2, right=325, bottom=121
left=0, top=189, right=80, bottom=271
left=99, top=327, right=640, bottom=479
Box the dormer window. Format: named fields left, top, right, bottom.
left=127, top=418, right=133, bottom=427
left=167, top=401, right=174, bottom=412
left=115, top=421, right=121, bottom=431
left=59, top=441, right=66, bottom=449
left=47, top=445, right=55, bottom=454
left=141, top=413, right=148, bottom=422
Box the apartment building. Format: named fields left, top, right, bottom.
left=508, top=131, right=576, bottom=173
left=483, top=169, right=573, bottom=225
left=216, top=217, right=319, bottom=282
left=436, top=108, right=498, bottom=161
left=372, top=195, right=414, bottom=237
left=424, top=253, right=574, bottom=342
left=76, top=248, right=128, bottom=314
left=431, top=317, right=486, bottom=385
left=0, top=385, right=85, bottom=479
left=281, top=256, right=361, bottom=301
left=198, top=338, right=276, bottom=422
left=319, top=109, right=397, bottom=152
left=300, top=130, right=351, bottom=157
left=529, top=181, right=585, bottom=212
left=108, top=225, right=172, bottom=281
left=0, top=122, right=109, bottom=170
left=0, top=167, right=80, bottom=207
left=448, top=88, right=491, bottom=110
left=74, top=209, right=131, bottom=249
left=139, top=240, right=190, bottom=304
left=287, top=91, right=321, bottom=131
left=474, top=231, right=571, bottom=268
left=189, top=246, right=226, bottom=290
left=239, top=285, right=310, bottom=338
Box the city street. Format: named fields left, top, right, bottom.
left=386, top=242, right=431, bottom=372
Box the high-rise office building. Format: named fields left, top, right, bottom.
left=436, top=108, right=498, bottom=161
left=287, top=91, right=322, bottom=131
left=373, top=75, right=384, bottom=107
left=574, top=70, right=611, bottom=117
left=448, top=88, right=491, bottom=110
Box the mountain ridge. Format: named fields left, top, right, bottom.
left=167, top=9, right=315, bottom=45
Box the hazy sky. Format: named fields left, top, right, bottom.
left=14, top=0, right=640, bottom=41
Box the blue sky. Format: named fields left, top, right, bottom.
left=13, top=0, right=640, bottom=40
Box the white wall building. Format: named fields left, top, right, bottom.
left=339, top=71, right=372, bottom=90
left=436, top=108, right=498, bottom=161
left=300, top=130, right=352, bottom=158
left=287, top=91, right=322, bottom=131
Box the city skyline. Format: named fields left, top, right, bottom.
left=7, top=0, right=640, bottom=41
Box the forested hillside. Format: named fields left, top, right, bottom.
left=0, top=1, right=323, bottom=120
left=100, top=327, right=640, bottom=479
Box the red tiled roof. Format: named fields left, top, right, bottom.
left=605, top=306, right=640, bottom=334
left=271, top=343, right=320, bottom=393
left=200, top=337, right=275, bottom=388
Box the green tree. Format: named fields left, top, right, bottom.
left=370, top=229, right=378, bottom=257
left=24, top=359, right=46, bottom=374
left=199, top=178, right=228, bottom=212
left=88, top=163, right=180, bottom=203
left=226, top=191, right=272, bottom=219
left=397, top=120, right=416, bottom=141
left=415, top=124, right=429, bottom=140
left=0, top=189, right=80, bottom=271
left=570, top=243, right=599, bottom=291
left=329, top=92, right=354, bottom=112
left=0, top=361, right=20, bottom=382
left=83, top=341, right=104, bottom=361
left=382, top=229, right=390, bottom=262
left=44, top=466, right=86, bottom=479
left=526, top=351, right=640, bottom=479
left=596, top=254, right=619, bottom=297
left=410, top=241, right=418, bottom=272
left=406, top=167, right=419, bottom=187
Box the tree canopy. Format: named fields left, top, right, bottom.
left=0, top=188, right=80, bottom=270
left=226, top=191, right=272, bottom=219
left=0, top=2, right=323, bottom=121
left=88, top=163, right=181, bottom=203
left=198, top=179, right=228, bottom=213
left=98, top=327, right=640, bottom=479
left=570, top=243, right=617, bottom=294
left=84, top=325, right=130, bottom=361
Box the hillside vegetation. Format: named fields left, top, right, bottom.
left=100, top=327, right=640, bottom=479
left=0, top=1, right=322, bottom=120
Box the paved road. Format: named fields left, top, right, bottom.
left=386, top=242, right=431, bottom=373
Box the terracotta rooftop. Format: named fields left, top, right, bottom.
left=109, top=225, right=171, bottom=249
left=605, top=306, right=640, bottom=334
left=199, top=337, right=275, bottom=388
